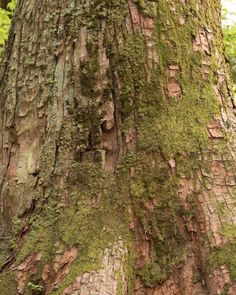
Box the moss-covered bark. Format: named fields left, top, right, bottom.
left=0, top=0, right=236, bottom=294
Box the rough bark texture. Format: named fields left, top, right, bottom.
left=0, top=0, right=236, bottom=294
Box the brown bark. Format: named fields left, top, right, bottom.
left=0, top=0, right=236, bottom=294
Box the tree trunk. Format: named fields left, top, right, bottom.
left=0, top=0, right=236, bottom=294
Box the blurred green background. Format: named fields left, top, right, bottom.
left=222, top=0, right=236, bottom=89
left=0, top=0, right=15, bottom=56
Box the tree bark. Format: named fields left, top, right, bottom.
left=0, top=0, right=236, bottom=294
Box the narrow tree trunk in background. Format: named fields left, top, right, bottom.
left=0, top=0, right=236, bottom=294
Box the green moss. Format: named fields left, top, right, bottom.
left=125, top=154, right=188, bottom=285
left=16, top=162, right=135, bottom=294
left=138, top=85, right=219, bottom=156
left=145, top=201, right=187, bottom=283
left=221, top=284, right=230, bottom=295
left=133, top=0, right=157, bottom=17
left=16, top=198, right=60, bottom=264
left=83, top=0, right=128, bottom=28
left=210, top=241, right=236, bottom=281
left=216, top=202, right=228, bottom=218
left=107, top=1, right=221, bottom=160
left=0, top=272, right=17, bottom=295
left=192, top=271, right=202, bottom=284
left=27, top=281, right=44, bottom=294
left=210, top=225, right=236, bottom=281
left=125, top=1, right=220, bottom=158
left=124, top=245, right=136, bottom=295
left=51, top=257, right=101, bottom=295
left=116, top=270, right=124, bottom=295
left=221, top=225, right=236, bottom=239
left=139, top=261, right=167, bottom=286
left=137, top=2, right=219, bottom=156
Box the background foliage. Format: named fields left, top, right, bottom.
left=0, top=0, right=16, bottom=56
left=222, top=0, right=236, bottom=90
